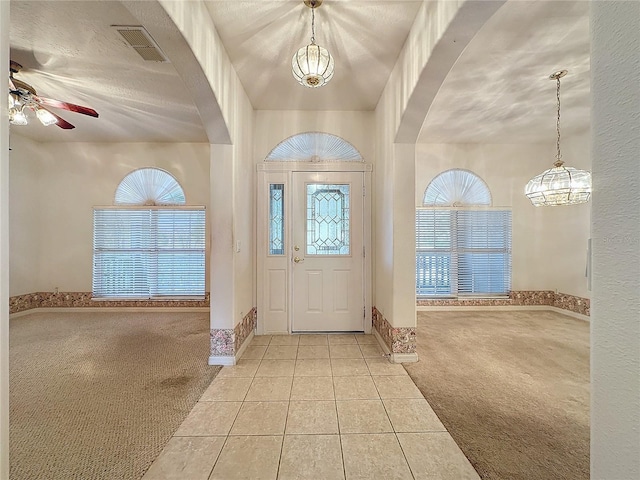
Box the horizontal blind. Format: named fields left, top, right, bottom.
left=93, top=207, right=205, bottom=299
left=415, top=209, right=454, bottom=296
left=416, top=208, right=511, bottom=298
left=456, top=210, right=511, bottom=296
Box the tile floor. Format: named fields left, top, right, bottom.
left=143, top=334, right=479, bottom=480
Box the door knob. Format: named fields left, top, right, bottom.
left=293, top=256, right=304, bottom=263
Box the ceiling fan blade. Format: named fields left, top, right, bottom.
left=42, top=108, right=75, bottom=129
left=35, top=96, right=99, bottom=118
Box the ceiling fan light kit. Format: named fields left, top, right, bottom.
left=8, top=60, right=99, bottom=130
left=525, top=70, right=592, bottom=206
left=292, top=0, right=334, bottom=88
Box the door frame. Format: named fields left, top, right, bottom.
left=257, top=162, right=372, bottom=335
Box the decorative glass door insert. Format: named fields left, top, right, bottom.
left=306, top=184, right=350, bottom=255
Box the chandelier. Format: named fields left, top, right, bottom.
left=525, top=70, right=591, bottom=206
left=292, top=0, right=334, bottom=88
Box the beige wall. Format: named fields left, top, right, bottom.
left=415, top=137, right=591, bottom=298
left=8, top=136, right=211, bottom=294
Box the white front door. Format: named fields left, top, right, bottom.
left=291, top=171, right=364, bottom=332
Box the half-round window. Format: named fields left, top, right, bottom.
left=265, top=132, right=363, bottom=162
left=423, top=169, right=492, bottom=206
left=114, top=167, right=186, bottom=206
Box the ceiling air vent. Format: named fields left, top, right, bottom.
left=113, top=25, right=168, bottom=63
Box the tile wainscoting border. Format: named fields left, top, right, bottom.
left=372, top=307, right=417, bottom=363
left=417, top=291, right=590, bottom=317
left=209, top=308, right=257, bottom=366
left=9, top=292, right=210, bottom=314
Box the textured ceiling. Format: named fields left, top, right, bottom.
left=418, top=0, right=590, bottom=144
left=8, top=0, right=590, bottom=144
left=204, top=0, right=423, bottom=111
left=9, top=1, right=207, bottom=143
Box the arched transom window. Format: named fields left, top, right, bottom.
left=423, top=169, right=492, bottom=206
left=114, top=167, right=186, bottom=206
left=265, top=132, right=363, bottom=162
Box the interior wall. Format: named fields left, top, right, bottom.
left=8, top=138, right=210, bottom=293
left=415, top=138, right=591, bottom=298
left=8, top=133, right=42, bottom=296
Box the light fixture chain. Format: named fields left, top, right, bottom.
left=311, top=6, right=316, bottom=44
left=556, top=76, right=562, bottom=164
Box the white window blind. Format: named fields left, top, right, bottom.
left=93, top=207, right=205, bottom=299
left=416, top=208, right=511, bottom=298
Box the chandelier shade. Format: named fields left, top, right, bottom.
left=525, top=70, right=591, bottom=207
left=292, top=43, right=334, bottom=88
left=525, top=164, right=592, bottom=206
left=292, top=0, right=334, bottom=88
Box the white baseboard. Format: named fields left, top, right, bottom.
left=391, top=352, right=419, bottom=363
left=208, top=355, right=236, bottom=366
left=416, top=304, right=589, bottom=322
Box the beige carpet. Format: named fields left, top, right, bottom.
left=404, top=310, right=589, bottom=480
left=9, top=311, right=220, bottom=480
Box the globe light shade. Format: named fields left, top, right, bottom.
left=525, top=164, right=592, bottom=206
left=292, top=42, right=334, bottom=88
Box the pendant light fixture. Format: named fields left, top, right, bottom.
left=292, top=0, right=334, bottom=88
left=525, top=70, right=591, bottom=206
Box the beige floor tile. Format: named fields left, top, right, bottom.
left=372, top=376, right=424, bottom=399
left=333, top=376, right=379, bottom=400
left=229, top=401, right=288, bottom=435
left=297, top=345, right=330, bottom=359
left=294, top=359, right=332, bottom=377
left=365, top=357, right=408, bottom=376
left=142, top=436, right=225, bottom=480
left=270, top=335, right=300, bottom=346
left=341, top=433, right=413, bottom=480
left=216, top=359, right=261, bottom=378
left=328, top=334, right=358, bottom=345
left=331, top=358, right=370, bottom=376
left=242, top=345, right=268, bottom=359
left=264, top=345, right=298, bottom=360
left=251, top=335, right=272, bottom=346
left=210, top=435, right=282, bottom=480
left=245, top=376, right=293, bottom=401
left=286, top=400, right=338, bottom=434
left=329, top=345, right=363, bottom=359
left=298, top=335, right=329, bottom=346
left=354, top=334, right=378, bottom=345
left=174, top=401, right=242, bottom=436
left=336, top=400, right=393, bottom=434
left=397, top=432, right=480, bottom=479
left=200, top=377, right=252, bottom=402
left=383, top=398, right=446, bottom=432
left=255, top=359, right=296, bottom=377
left=359, top=344, right=385, bottom=358
left=278, top=435, right=345, bottom=480
left=290, top=376, right=335, bottom=400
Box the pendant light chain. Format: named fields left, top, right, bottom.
left=311, top=6, right=316, bottom=44
left=555, top=76, right=563, bottom=167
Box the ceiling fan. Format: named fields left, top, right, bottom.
left=8, top=60, right=99, bottom=129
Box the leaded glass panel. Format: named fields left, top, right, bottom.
left=306, top=184, right=350, bottom=255
left=269, top=184, right=285, bottom=255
